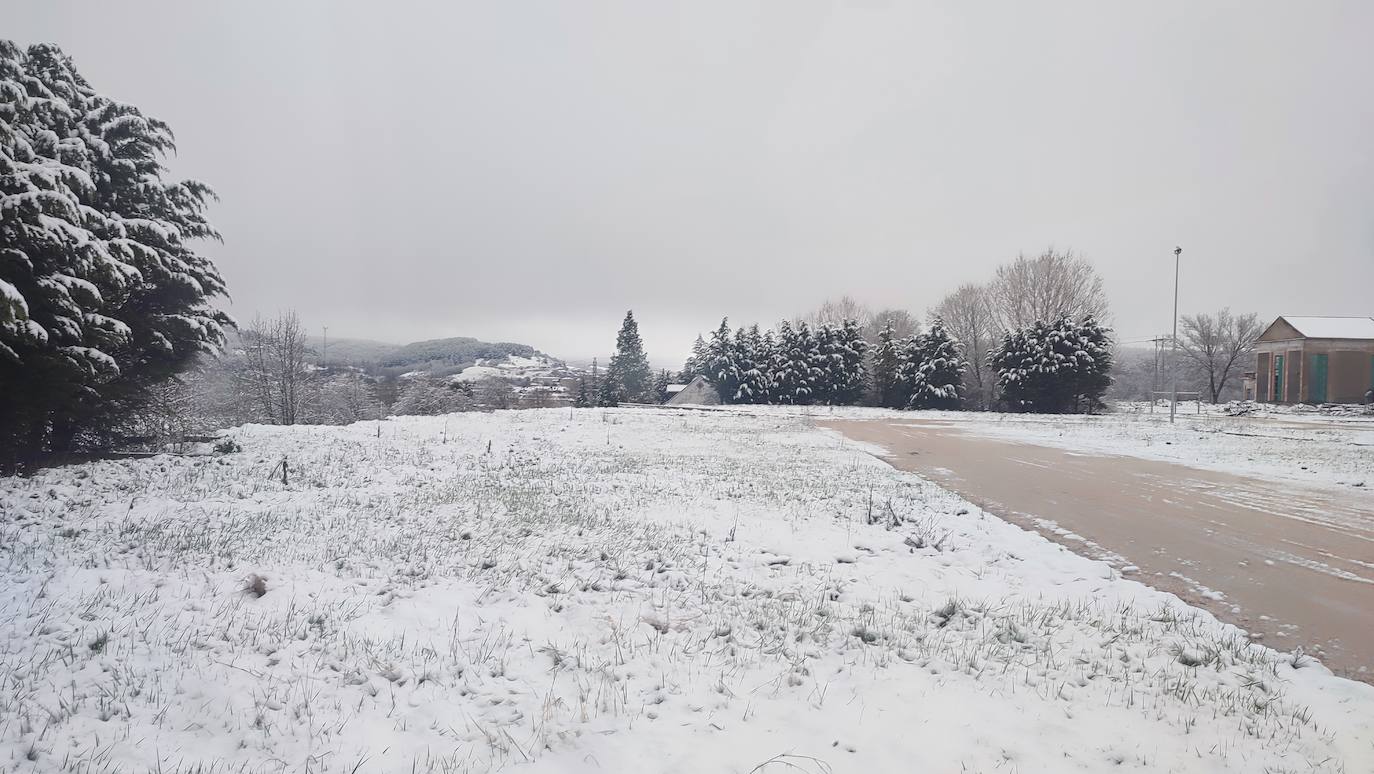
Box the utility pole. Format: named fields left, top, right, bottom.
left=1169, top=246, right=1182, bottom=424
left=1148, top=335, right=1169, bottom=394
left=322, top=325, right=328, bottom=368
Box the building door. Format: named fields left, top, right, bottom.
left=1274, top=354, right=1284, bottom=402
left=1311, top=354, right=1328, bottom=403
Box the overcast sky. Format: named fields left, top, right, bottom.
left=11, top=1, right=1373, bottom=365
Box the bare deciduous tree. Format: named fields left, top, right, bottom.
left=987, top=248, right=1110, bottom=331
left=1178, top=309, right=1262, bottom=403
left=807, top=296, right=873, bottom=329
left=311, top=370, right=380, bottom=424
left=868, top=308, right=919, bottom=341
left=523, top=385, right=556, bottom=408
left=242, top=311, right=310, bottom=424
left=475, top=376, right=515, bottom=409
left=391, top=373, right=473, bottom=416
left=932, top=283, right=997, bottom=409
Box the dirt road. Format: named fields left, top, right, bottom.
left=826, top=418, right=1374, bottom=680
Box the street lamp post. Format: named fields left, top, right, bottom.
left=1169, top=246, right=1182, bottom=424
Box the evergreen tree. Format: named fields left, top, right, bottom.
left=756, top=328, right=779, bottom=403
left=652, top=369, right=671, bottom=403
left=0, top=42, right=230, bottom=469
left=679, top=334, right=707, bottom=382
left=593, top=354, right=619, bottom=407
left=704, top=318, right=740, bottom=403
left=810, top=323, right=840, bottom=404
left=893, top=334, right=922, bottom=408
left=906, top=318, right=965, bottom=410
left=990, top=316, right=1113, bottom=413
left=587, top=358, right=602, bottom=405
left=796, top=322, right=826, bottom=404
left=573, top=376, right=590, bottom=408
left=733, top=324, right=769, bottom=404
left=870, top=322, right=902, bottom=408
left=833, top=319, right=869, bottom=405
left=603, top=311, right=653, bottom=403
left=769, top=320, right=807, bottom=404
left=990, top=321, right=1057, bottom=413
left=1066, top=315, right=1113, bottom=413
left=596, top=370, right=620, bottom=407
left=675, top=316, right=865, bottom=407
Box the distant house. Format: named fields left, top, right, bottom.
left=665, top=375, right=720, bottom=406
left=1254, top=316, right=1374, bottom=404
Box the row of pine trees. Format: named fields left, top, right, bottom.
left=681, top=319, right=869, bottom=405
left=672, top=314, right=1113, bottom=412
left=676, top=317, right=968, bottom=408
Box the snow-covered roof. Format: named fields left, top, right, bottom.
left=666, top=384, right=687, bottom=393
left=1279, top=316, right=1374, bottom=340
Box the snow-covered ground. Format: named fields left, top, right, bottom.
left=923, top=409, right=1374, bottom=493
left=714, top=403, right=1374, bottom=493
left=2, top=408, right=1372, bottom=773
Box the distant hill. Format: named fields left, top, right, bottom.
left=381, top=338, right=547, bottom=375
left=308, top=335, right=560, bottom=378
left=309, top=336, right=400, bottom=367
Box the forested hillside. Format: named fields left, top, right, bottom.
left=306, top=335, right=554, bottom=377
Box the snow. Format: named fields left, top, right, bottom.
left=451, top=364, right=504, bottom=382
left=917, top=407, right=1374, bottom=492
left=0, top=278, right=28, bottom=315
left=707, top=403, right=1374, bottom=491
left=1279, top=316, right=1374, bottom=340
left=452, top=355, right=565, bottom=383
left=1, top=408, right=1371, bottom=772
left=59, top=344, right=119, bottom=374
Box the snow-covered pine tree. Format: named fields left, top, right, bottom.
left=596, top=365, right=620, bottom=407
left=704, top=318, right=740, bottom=403
left=603, top=311, right=653, bottom=404
left=573, top=376, right=590, bottom=408
left=679, top=334, right=707, bottom=382
left=0, top=41, right=230, bottom=469
left=757, top=327, right=779, bottom=403
left=833, top=318, right=868, bottom=405
left=990, top=316, right=1112, bottom=413
left=797, top=321, right=827, bottom=405
left=1065, top=315, right=1113, bottom=413
left=733, top=324, right=769, bottom=404
left=870, top=322, right=901, bottom=408
left=594, top=351, right=620, bottom=407
left=769, top=320, right=807, bottom=404
left=892, top=333, right=924, bottom=409
left=906, top=318, right=965, bottom=410
left=652, top=369, right=671, bottom=404
left=810, top=323, right=840, bottom=404
left=726, top=325, right=751, bottom=403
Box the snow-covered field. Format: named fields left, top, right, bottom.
left=716, top=403, right=1374, bottom=493
left=2, top=408, right=1372, bottom=773
left=925, top=407, right=1374, bottom=493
